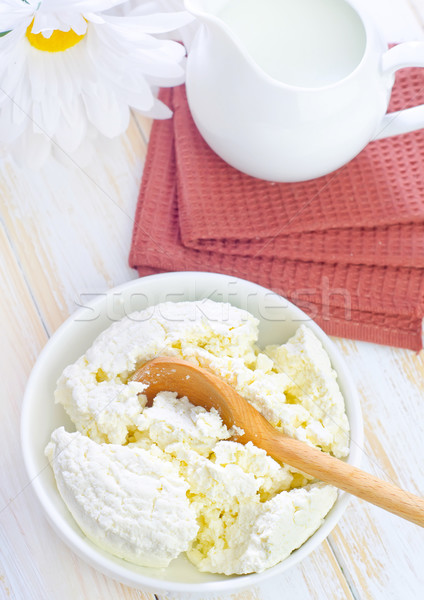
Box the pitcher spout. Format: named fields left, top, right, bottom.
left=184, top=0, right=254, bottom=66
left=184, top=0, right=231, bottom=27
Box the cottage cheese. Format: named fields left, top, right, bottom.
left=45, top=426, right=198, bottom=567
left=47, top=299, right=349, bottom=575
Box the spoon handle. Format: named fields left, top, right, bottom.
left=260, top=428, right=424, bottom=527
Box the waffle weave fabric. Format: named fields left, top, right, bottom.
left=130, top=67, right=424, bottom=350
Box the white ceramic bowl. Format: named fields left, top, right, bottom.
left=21, top=272, right=363, bottom=599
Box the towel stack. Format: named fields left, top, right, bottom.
left=130, top=68, right=424, bottom=350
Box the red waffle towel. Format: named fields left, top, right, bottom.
left=130, top=68, right=424, bottom=351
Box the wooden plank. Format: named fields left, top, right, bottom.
left=3, top=0, right=424, bottom=597
left=328, top=339, right=424, bottom=599
left=0, top=224, right=154, bottom=600
left=132, top=111, right=153, bottom=143
left=407, top=0, right=424, bottom=27
left=0, top=115, right=145, bottom=336
left=256, top=541, right=356, bottom=600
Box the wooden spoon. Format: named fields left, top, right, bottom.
left=131, top=356, right=424, bottom=527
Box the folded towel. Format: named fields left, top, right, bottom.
left=130, top=66, right=424, bottom=350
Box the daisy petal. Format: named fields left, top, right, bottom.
left=18, top=128, right=52, bottom=169
left=40, top=0, right=128, bottom=13
left=31, top=14, right=65, bottom=37
left=100, top=12, right=194, bottom=34
left=0, top=99, right=28, bottom=143
left=83, top=81, right=130, bottom=138
left=140, top=97, right=173, bottom=119
left=0, top=0, right=36, bottom=32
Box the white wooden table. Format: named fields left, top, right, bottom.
left=1, top=1, right=424, bottom=599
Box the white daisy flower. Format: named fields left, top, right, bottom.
left=0, top=0, right=193, bottom=166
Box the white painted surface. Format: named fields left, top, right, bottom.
left=1, top=1, right=424, bottom=599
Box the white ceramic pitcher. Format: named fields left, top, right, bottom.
left=184, top=0, right=424, bottom=182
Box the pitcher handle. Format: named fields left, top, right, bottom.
left=373, top=42, right=424, bottom=140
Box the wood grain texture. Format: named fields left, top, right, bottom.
left=0, top=222, right=154, bottom=600
left=329, top=340, right=424, bottom=600
left=407, top=0, right=424, bottom=28
left=0, top=116, right=144, bottom=336
left=133, top=111, right=154, bottom=143
left=2, top=1, right=424, bottom=599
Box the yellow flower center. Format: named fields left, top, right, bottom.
left=26, top=20, right=86, bottom=52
